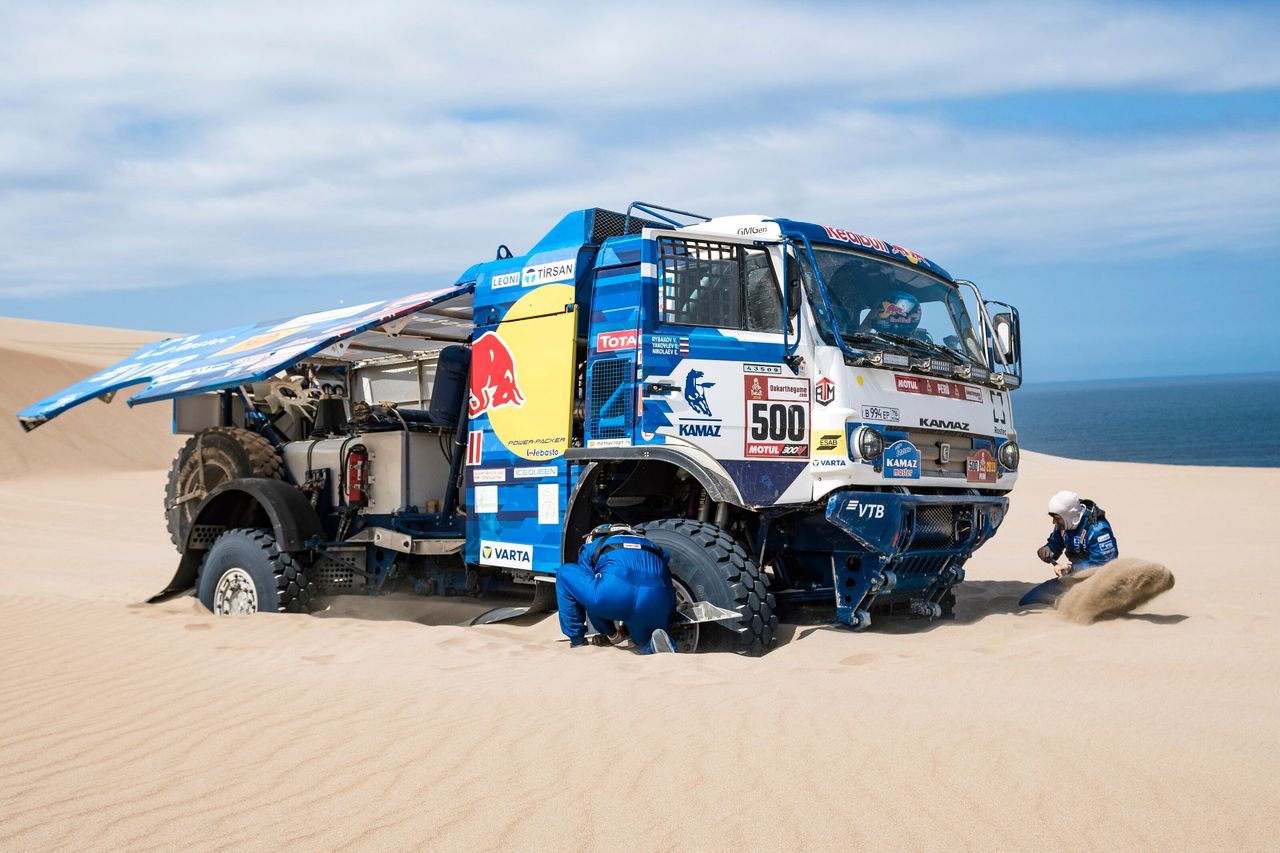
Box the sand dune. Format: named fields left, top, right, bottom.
left=0, top=317, right=1277, bottom=851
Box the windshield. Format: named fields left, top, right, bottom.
left=798, top=246, right=984, bottom=364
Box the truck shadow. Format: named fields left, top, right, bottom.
left=311, top=591, right=537, bottom=628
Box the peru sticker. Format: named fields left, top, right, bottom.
left=466, top=430, right=483, bottom=466
left=965, top=448, right=998, bottom=484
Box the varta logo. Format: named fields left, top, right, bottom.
left=919, top=418, right=969, bottom=431
left=479, top=539, right=533, bottom=568
left=679, top=423, right=722, bottom=437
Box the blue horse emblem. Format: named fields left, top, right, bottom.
left=684, top=370, right=716, bottom=417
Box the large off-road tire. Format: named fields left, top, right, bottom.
left=638, top=519, right=778, bottom=656
left=165, top=427, right=283, bottom=550
left=196, top=528, right=314, bottom=614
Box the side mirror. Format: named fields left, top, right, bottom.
left=992, top=312, right=1018, bottom=364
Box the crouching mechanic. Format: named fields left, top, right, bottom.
left=557, top=523, right=677, bottom=654
left=1037, top=490, right=1119, bottom=577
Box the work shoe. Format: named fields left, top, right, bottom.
left=649, top=629, right=675, bottom=654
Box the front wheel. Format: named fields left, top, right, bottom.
left=638, top=519, right=777, bottom=656
left=196, top=528, right=314, bottom=615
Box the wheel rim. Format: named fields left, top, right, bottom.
left=213, top=568, right=258, bottom=616
left=670, top=577, right=700, bottom=653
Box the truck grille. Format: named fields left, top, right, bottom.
left=899, top=428, right=992, bottom=478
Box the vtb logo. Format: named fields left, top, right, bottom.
left=469, top=331, right=525, bottom=418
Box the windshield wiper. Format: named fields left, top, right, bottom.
left=840, top=331, right=916, bottom=357
left=872, top=331, right=973, bottom=366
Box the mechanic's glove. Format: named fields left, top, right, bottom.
left=1037, top=545, right=1054, bottom=563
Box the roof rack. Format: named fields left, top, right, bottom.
left=624, top=201, right=712, bottom=233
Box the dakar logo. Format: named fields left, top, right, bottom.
left=469, top=331, right=525, bottom=418
left=683, top=369, right=715, bottom=417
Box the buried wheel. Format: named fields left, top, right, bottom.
left=196, top=528, right=314, bottom=615
left=165, top=427, right=283, bottom=550
left=638, top=518, right=777, bottom=656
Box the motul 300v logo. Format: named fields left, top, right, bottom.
left=596, top=330, right=638, bottom=352
left=919, top=418, right=969, bottom=430
left=848, top=500, right=885, bottom=519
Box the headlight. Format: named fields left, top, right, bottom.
left=998, top=440, right=1020, bottom=471
left=853, top=426, right=884, bottom=460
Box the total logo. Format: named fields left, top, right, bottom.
left=522, top=258, right=576, bottom=287
left=596, top=330, right=638, bottom=352
left=480, top=540, right=533, bottom=570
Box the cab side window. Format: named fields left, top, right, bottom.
left=658, top=237, right=783, bottom=333
left=745, top=250, right=783, bottom=333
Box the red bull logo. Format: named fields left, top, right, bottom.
left=469, top=331, right=525, bottom=418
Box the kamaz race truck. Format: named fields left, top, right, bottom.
left=18, top=203, right=1023, bottom=654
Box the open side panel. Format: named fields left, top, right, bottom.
left=17, top=286, right=474, bottom=431
left=464, top=283, right=578, bottom=575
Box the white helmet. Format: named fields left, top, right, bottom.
left=1047, top=490, right=1086, bottom=528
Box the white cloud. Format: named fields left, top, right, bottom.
left=0, top=1, right=1277, bottom=299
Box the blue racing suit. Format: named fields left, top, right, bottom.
left=556, top=532, right=676, bottom=653
left=1046, top=510, right=1118, bottom=572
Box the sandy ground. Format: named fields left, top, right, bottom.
left=0, top=318, right=1277, bottom=851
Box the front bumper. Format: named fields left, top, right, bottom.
left=824, top=491, right=1007, bottom=628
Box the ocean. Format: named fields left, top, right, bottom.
left=1010, top=372, right=1280, bottom=468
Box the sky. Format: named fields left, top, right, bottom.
left=1, top=1, right=1278, bottom=383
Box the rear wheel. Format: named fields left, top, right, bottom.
left=165, top=427, right=283, bottom=550
left=196, top=528, right=313, bottom=614
left=638, top=519, right=777, bottom=656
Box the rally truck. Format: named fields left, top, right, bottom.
left=18, top=203, right=1023, bottom=654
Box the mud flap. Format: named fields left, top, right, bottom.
left=470, top=578, right=560, bottom=626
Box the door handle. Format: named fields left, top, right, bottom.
left=645, top=382, right=680, bottom=396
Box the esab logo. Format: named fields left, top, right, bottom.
left=919, top=418, right=969, bottom=431
left=817, top=435, right=840, bottom=451
left=479, top=539, right=533, bottom=570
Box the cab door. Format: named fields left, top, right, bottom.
left=641, top=233, right=810, bottom=505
